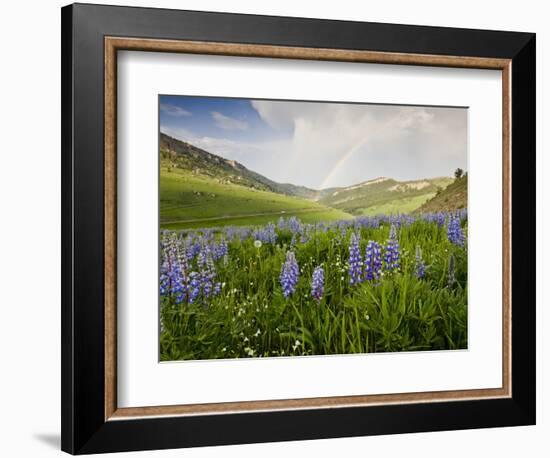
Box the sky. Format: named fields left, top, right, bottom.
left=159, top=95, right=467, bottom=190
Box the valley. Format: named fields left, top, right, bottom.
left=159, top=132, right=465, bottom=230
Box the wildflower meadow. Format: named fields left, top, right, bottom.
left=160, top=211, right=468, bottom=361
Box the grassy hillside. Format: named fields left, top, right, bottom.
left=160, top=132, right=318, bottom=199
left=318, top=177, right=453, bottom=216
left=360, top=194, right=437, bottom=216
left=160, top=132, right=459, bottom=222
left=160, top=164, right=352, bottom=230
left=416, top=175, right=467, bottom=213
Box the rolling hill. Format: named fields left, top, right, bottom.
left=160, top=166, right=352, bottom=230
left=160, top=132, right=318, bottom=199
left=415, top=175, right=468, bottom=213
left=317, top=176, right=453, bottom=216
left=160, top=132, right=460, bottom=227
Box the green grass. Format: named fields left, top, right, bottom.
left=160, top=165, right=352, bottom=230
left=416, top=176, right=468, bottom=213
left=160, top=218, right=468, bottom=360
left=358, top=193, right=436, bottom=216
left=318, top=177, right=452, bottom=215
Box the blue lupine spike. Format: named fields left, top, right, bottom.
left=310, top=266, right=324, bottom=303
left=160, top=232, right=188, bottom=304
left=348, top=233, right=363, bottom=285
left=280, top=251, right=299, bottom=298
left=384, top=224, right=400, bottom=271
left=364, top=240, right=382, bottom=281
left=447, top=213, right=465, bottom=246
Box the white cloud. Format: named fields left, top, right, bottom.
left=211, top=111, right=248, bottom=131
left=160, top=126, right=195, bottom=142
left=163, top=101, right=467, bottom=189
left=161, top=127, right=267, bottom=163
left=250, top=101, right=467, bottom=188
left=160, top=103, right=191, bottom=117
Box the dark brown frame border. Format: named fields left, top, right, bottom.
left=62, top=3, right=535, bottom=454
left=104, top=37, right=512, bottom=420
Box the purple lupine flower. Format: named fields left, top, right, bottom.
left=198, top=245, right=217, bottom=299
left=364, top=240, right=382, bottom=281
left=415, top=245, right=426, bottom=279
left=389, top=214, right=400, bottom=228
left=224, top=226, right=237, bottom=240
left=184, top=235, right=201, bottom=262
left=183, top=244, right=221, bottom=306
left=225, top=226, right=250, bottom=241
left=236, top=227, right=251, bottom=241
left=188, top=272, right=201, bottom=303
left=348, top=233, right=363, bottom=285
left=384, top=225, right=400, bottom=271
left=448, top=254, right=456, bottom=287
left=265, top=222, right=278, bottom=244
left=310, top=266, right=324, bottom=303
left=316, top=222, right=327, bottom=233
left=213, top=238, right=228, bottom=261
left=402, top=215, right=414, bottom=227
left=288, top=216, right=302, bottom=234
left=253, top=222, right=278, bottom=244
left=447, top=213, right=465, bottom=246
left=280, top=251, right=299, bottom=298
left=160, top=233, right=188, bottom=304
left=159, top=255, right=186, bottom=303
left=277, top=217, right=286, bottom=230
left=423, top=212, right=443, bottom=227
left=213, top=282, right=221, bottom=296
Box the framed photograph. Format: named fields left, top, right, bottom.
left=61, top=3, right=536, bottom=454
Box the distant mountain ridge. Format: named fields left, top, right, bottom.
left=160, top=132, right=455, bottom=215
left=317, top=176, right=453, bottom=215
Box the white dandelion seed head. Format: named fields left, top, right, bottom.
left=254, top=240, right=262, bottom=248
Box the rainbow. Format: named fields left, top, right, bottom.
left=318, top=137, right=370, bottom=189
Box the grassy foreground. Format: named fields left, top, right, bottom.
left=160, top=213, right=467, bottom=361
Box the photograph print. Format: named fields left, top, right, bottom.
left=159, top=95, right=468, bottom=361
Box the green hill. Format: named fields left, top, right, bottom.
left=160, top=132, right=318, bottom=199
left=317, top=176, right=453, bottom=216
left=415, top=175, right=468, bottom=213
left=160, top=132, right=459, bottom=224
left=160, top=165, right=352, bottom=230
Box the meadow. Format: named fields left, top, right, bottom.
left=160, top=166, right=352, bottom=230
left=160, top=211, right=468, bottom=361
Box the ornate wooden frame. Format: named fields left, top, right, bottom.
left=62, top=3, right=535, bottom=454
